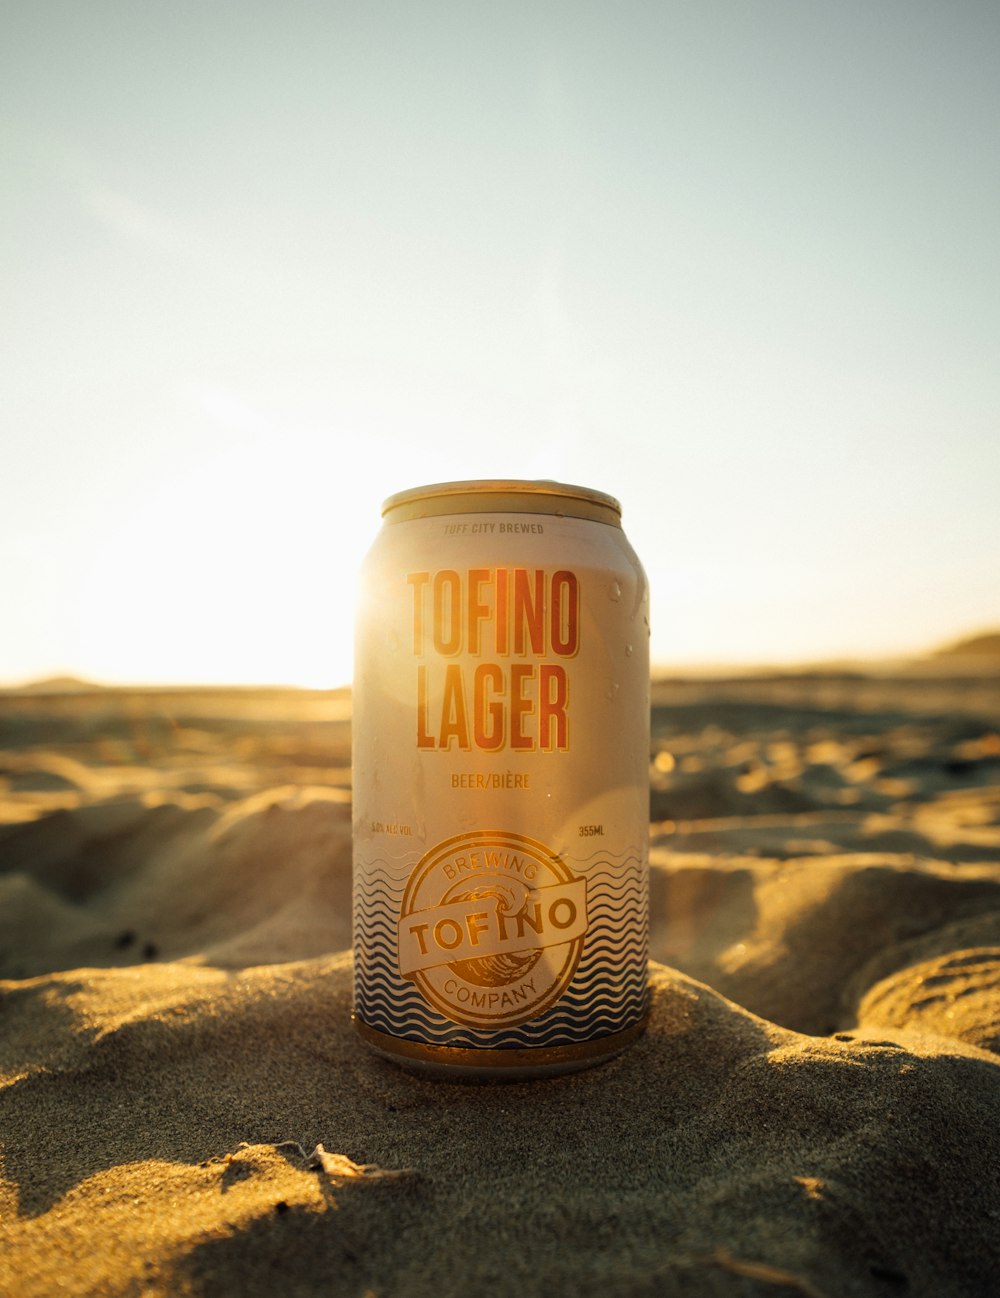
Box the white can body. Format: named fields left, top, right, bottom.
left=352, top=481, right=649, bottom=1077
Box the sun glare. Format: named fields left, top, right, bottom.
left=62, top=435, right=385, bottom=690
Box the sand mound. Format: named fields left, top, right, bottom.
left=2, top=960, right=997, bottom=1297
left=1, top=677, right=998, bottom=1296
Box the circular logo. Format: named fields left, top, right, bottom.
left=397, top=830, right=588, bottom=1028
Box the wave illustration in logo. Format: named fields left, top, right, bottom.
left=354, top=839, right=647, bottom=1047
left=396, top=831, right=587, bottom=1028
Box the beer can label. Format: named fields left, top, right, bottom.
left=352, top=486, right=649, bottom=1058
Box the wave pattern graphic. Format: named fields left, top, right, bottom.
left=353, top=845, right=648, bottom=1050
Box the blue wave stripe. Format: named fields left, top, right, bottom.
left=356, top=959, right=647, bottom=989
left=354, top=900, right=649, bottom=924
left=353, top=934, right=649, bottom=961
left=569, top=845, right=647, bottom=865
left=354, top=930, right=648, bottom=958
left=355, top=968, right=648, bottom=1006
left=354, top=979, right=649, bottom=1046
left=354, top=925, right=648, bottom=950
left=357, top=849, right=420, bottom=866
left=354, top=891, right=647, bottom=916
left=354, top=850, right=648, bottom=880
left=353, top=846, right=649, bottom=1047
left=357, top=996, right=651, bottom=1050
left=356, top=974, right=646, bottom=1004
left=358, top=1016, right=648, bottom=1050
left=357, top=999, right=648, bottom=1035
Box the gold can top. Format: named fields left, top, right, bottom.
left=382, top=479, right=622, bottom=526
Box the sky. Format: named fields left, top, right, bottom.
left=3, top=0, right=999, bottom=688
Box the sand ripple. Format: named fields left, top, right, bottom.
left=1, top=676, right=998, bottom=1296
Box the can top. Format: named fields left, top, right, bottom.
left=382, top=479, right=622, bottom=526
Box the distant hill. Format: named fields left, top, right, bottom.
left=934, top=632, right=1000, bottom=660
left=4, top=675, right=103, bottom=694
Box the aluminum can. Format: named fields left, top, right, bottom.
left=352, top=479, right=649, bottom=1078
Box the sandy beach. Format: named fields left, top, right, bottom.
left=2, top=665, right=999, bottom=1297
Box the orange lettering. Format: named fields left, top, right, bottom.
left=407, top=572, right=430, bottom=654
left=550, top=570, right=579, bottom=656
left=494, top=568, right=509, bottom=654
left=439, top=663, right=471, bottom=749
left=473, top=663, right=505, bottom=751
left=539, top=663, right=568, bottom=750
left=510, top=663, right=535, bottom=750
left=467, top=568, right=491, bottom=654
left=513, top=569, right=545, bottom=655
left=416, top=664, right=434, bottom=748
left=433, top=571, right=462, bottom=655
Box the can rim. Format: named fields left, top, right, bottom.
left=382, top=479, right=622, bottom=524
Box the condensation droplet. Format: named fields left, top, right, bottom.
left=625, top=643, right=633, bottom=656
left=605, top=682, right=620, bottom=701
left=608, top=579, right=622, bottom=601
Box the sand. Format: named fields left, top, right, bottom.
left=1, top=671, right=999, bottom=1297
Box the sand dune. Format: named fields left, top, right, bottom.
left=1, top=672, right=999, bottom=1296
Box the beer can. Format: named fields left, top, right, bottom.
left=352, top=479, right=650, bottom=1078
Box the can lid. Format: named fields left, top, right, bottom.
left=382, top=479, right=622, bottom=526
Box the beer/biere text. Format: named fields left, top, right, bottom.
left=451, top=771, right=529, bottom=789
